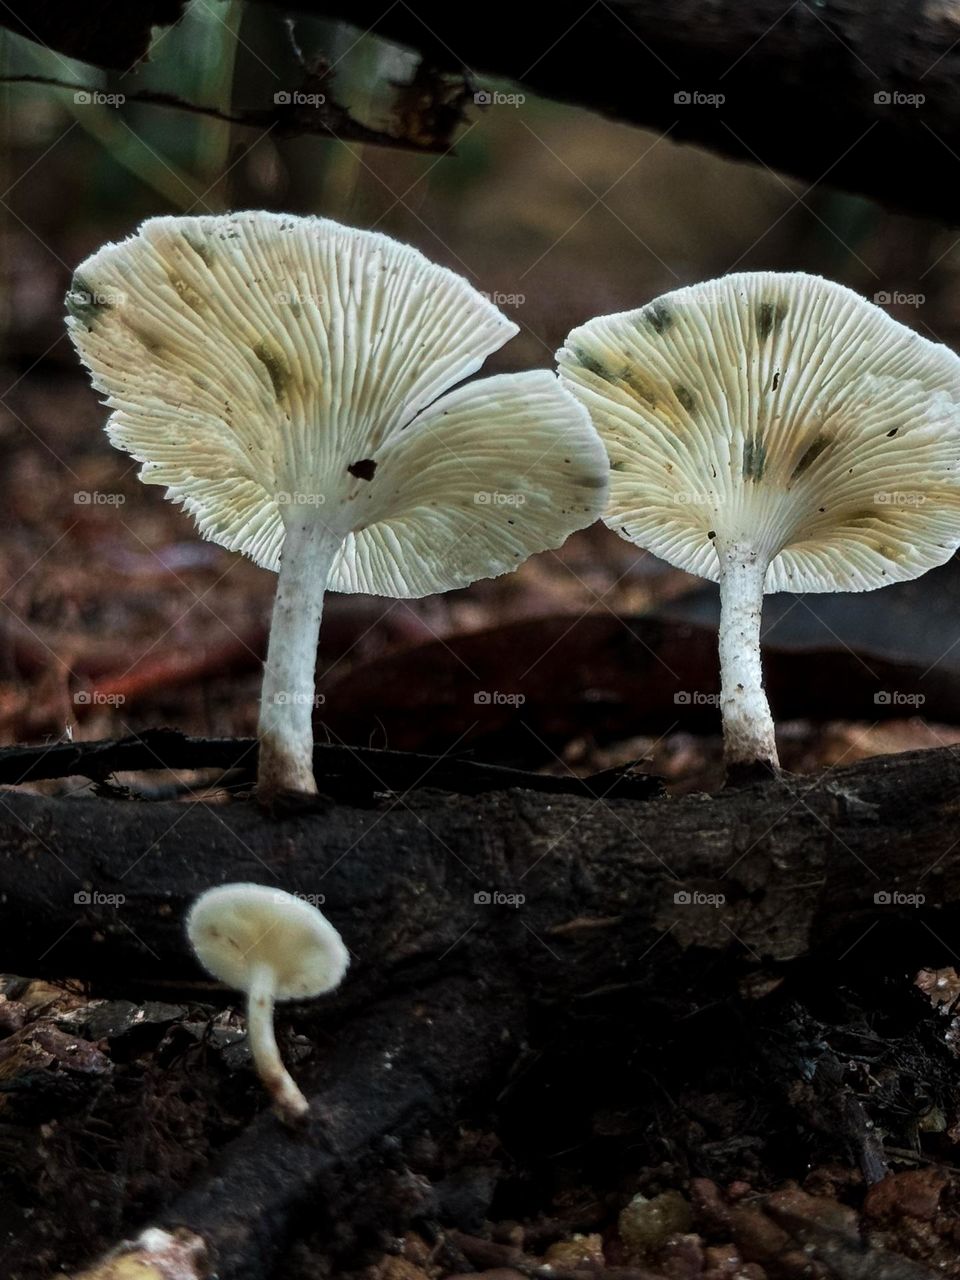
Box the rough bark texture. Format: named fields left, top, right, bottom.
left=2, top=741, right=958, bottom=991
left=3, top=2, right=959, bottom=220
left=2, top=740, right=958, bottom=1279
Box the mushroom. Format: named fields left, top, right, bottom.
left=558, top=271, right=960, bottom=772
left=66, top=213, right=609, bottom=803
left=186, top=882, right=348, bottom=1123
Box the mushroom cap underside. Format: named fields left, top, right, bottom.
left=68, top=212, right=609, bottom=595
left=558, top=271, right=960, bottom=593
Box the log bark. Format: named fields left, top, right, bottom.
left=1, top=740, right=958, bottom=994
left=2, top=739, right=956, bottom=1279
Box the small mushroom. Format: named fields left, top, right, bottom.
left=67, top=213, right=608, bottom=803
left=186, top=882, right=348, bottom=1123
left=558, top=272, right=960, bottom=772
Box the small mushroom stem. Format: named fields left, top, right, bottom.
left=716, top=542, right=780, bottom=772
left=258, top=514, right=343, bottom=801
left=245, top=960, right=309, bottom=1123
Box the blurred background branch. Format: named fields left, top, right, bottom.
left=2, top=1, right=960, bottom=219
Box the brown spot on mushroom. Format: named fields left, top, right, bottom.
left=756, top=300, right=789, bottom=341
left=347, top=458, right=377, bottom=481
left=621, top=367, right=659, bottom=408
left=674, top=383, right=696, bottom=413
left=643, top=303, right=673, bottom=335
left=255, top=339, right=289, bottom=400
left=573, top=347, right=610, bottom=379
left=169, top=272, right=205, bottom=311
left=182, top=230, right=213, bottom=266
left=130, top=324, right=165, bottom=355
left=742, top=433, right=767, bottom=481
left=790, top=433, right=831, bottom=482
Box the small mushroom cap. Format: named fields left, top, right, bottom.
left=558, top=271, right=960, bottom=592
left=186, top=883, right=348, bottom=1000
left=68, top=212, right=608, bottom=596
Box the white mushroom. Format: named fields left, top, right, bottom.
left=558, top=272, right=960, bottom=772
left=186, top=882, right=348, bottom=1123
left=67, top=213, right=609, bottom=802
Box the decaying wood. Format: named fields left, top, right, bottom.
left=0, top=739, right=957, bottom=993
left=1, top=737, right=957, bottom=1279
left=69, top=977, right=521, bottom=1280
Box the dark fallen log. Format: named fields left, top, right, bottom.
left=1, top=741, right=958, bottom=994
left=3, top=742, right=957, bottom=1279
left=4, top=2, right=960, bottom=221
left=70, top=975, right=523, bottom=1280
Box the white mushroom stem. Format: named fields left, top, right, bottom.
left=258, top=514, right=343, bottom=799
left=246, top=960, right=309, bottom=1123
left=716, top=542, right=780, bottom=771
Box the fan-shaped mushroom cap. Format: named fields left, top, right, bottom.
left=558, top=271, right=960, bottom=592
left=187, top=883, right=348, bottom=1000
left=67, top=212, right=608, bottom=594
